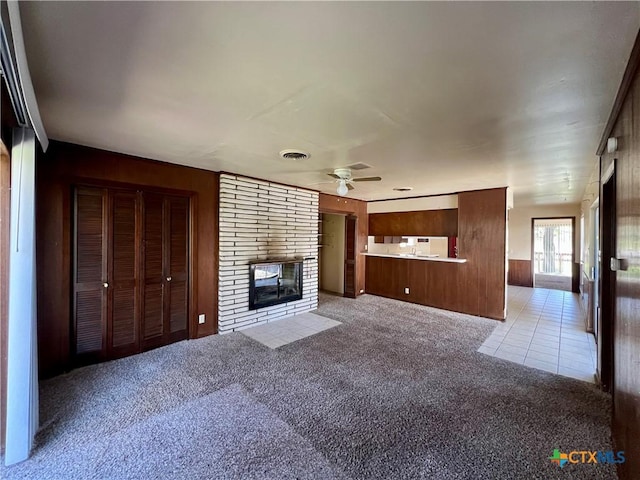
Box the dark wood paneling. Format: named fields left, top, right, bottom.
left=168, top=196, right=189, bottom=336
left=142, top=193, right=165, bottom=347
left=73, top=187, right=108, bottom=358
left=508, top=259, right=533, bottom=287
left=365, top=256, right=462, bottom=314
left=458, top=188, right=507, bottom=320
left=571, top=262, right=580, bottom=293
left=364, top=188, right=506, bottom=320
left=36, top=141, right=218, bottom=378
left=599, top=32, right=640, bottom=480
left=344, top=216, right=357, bottom=298
left=0, top=140, right=10, bottom=453
left=319, top=193, right=367, bottom=296
left=369, top=209, right=458, bottom=237
left=109, top=191, right=138, bottom=355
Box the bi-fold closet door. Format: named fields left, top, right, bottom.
left=73, top=186, right=189, bottom=364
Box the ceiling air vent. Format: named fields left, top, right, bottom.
left=347, top=162, right=372, bottom=170
left=393, top=187, right=413, bottom=192
left=280, top=149, right=310, bottom=160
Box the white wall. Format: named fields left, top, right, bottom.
left=367, top=236, right=449, bottom=257
left=580, top=160, right=600, bottom=277
left=320, top=213, right=345, bottom=294
left=508, top=204, right=581, bottom=260
left=218, top=174, right=319, bottom=332
left=367, top=194, right=458, bottom=213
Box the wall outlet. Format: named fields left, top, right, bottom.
left=198, top=314, right=205, bottom=324
left=404, top=287, right=410, bottom=294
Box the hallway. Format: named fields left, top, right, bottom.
left=478, top=286, right=596, bottom=383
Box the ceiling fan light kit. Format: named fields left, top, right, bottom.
left=337, top=179, right=349, bottom=196
left=327, top=167, right=382, bottom=196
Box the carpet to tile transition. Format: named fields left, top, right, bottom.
left=1, top=293, right=616, bottom=479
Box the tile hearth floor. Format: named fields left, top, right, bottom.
left=478, top=285, right=597, bottom=383
left=241, top=312, right=342, bottom=349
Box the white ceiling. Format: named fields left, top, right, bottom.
left=19, top=1, right=640, bottom=205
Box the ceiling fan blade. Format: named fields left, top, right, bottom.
left=352, top=176, right=382, bottom=182
left=327, top=173, right=341, bottom=179
left=347, top=182, right=355, bottom=190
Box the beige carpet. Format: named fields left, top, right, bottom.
left=1, top=293, right=615, bottom=479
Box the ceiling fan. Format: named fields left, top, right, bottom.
left=325, top=167, right=382, bottom=196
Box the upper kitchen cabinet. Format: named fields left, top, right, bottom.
left=368, top=209, right=458, bottom=237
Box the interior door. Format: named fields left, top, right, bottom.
left=142, top=193, right=189, bottom=350
left=142, top=193, right=166, bottom=350
left=107, top=191, right=139, bottom=357
left=599, top=170, right=616, bottom=392
left=167, top=196, right=189, bottom=342
left=344, top=215, right=357, bottom=298
left=73, top=187, right=108, bottom=361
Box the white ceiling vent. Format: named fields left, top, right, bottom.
left=347, top=162, right=372, bottom=170
left=280, top=149, right=310, bottom=160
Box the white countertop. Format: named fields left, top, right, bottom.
left=362, top=253, right=467, bottom=263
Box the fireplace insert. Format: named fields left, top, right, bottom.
left=249, top=259, right=303, bottom=310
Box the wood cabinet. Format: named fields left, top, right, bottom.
left=365, top=188, right=506, bottom=320
left=368, top=209, right=458, bottom=237
left=373, top=236, right=408, bottom=244
left=365, top=256, right=461, bottom=312
left=73, top=186, right=189, bottom=364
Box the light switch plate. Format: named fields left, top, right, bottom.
left=198, top=314, right=205, bottom=324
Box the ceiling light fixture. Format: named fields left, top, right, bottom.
left=337, top=179, right=349, bottom=196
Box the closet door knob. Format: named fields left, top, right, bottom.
left=166, top=276, right=172, bottom=282
left=103, top=283, right=109, bottom=288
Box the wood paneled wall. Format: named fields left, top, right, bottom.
left=36, top=142, right=219, bottom=378
left=319, top=194, right=367, bottom=295
left=508, top=259, right=533, bottom=287
left=366, top=256, right=463, bottom=312
left=458, top=188, right=507, bottom=320
left=599, top=36, right=640, bottom=479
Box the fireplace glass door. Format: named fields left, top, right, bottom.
left=249, top=261, right=303, bottom=310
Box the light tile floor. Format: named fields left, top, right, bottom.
left=241, top=312, right=342, bottom=349
left=478, top=286, right=597, bottom=383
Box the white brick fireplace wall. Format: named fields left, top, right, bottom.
left=218, top=174, right=319, bottom=332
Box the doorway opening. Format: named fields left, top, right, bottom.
left=319, top=213, right=346, bottom=295
left=318, top=212, right=357, bottom=298
left=598, top=166, right=616, bottom=392
left=532, top=217, right=575, bottom=291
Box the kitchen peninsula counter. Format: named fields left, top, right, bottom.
left=362, top=253, right=466, bottom=263
left=364, top=253, right=471, bottom=315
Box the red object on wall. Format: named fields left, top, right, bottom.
left=448, top=236, right=457, bottom=258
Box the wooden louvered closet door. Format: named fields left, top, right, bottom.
left=74, top=186, right=189, bottom=364
left=73, top=187, right=108, bottom=361
left=73, top=187, right=140, bottom=362
left=107, top=191, right=139, bottom=357
left=141, top=193, right=189, bottom=350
